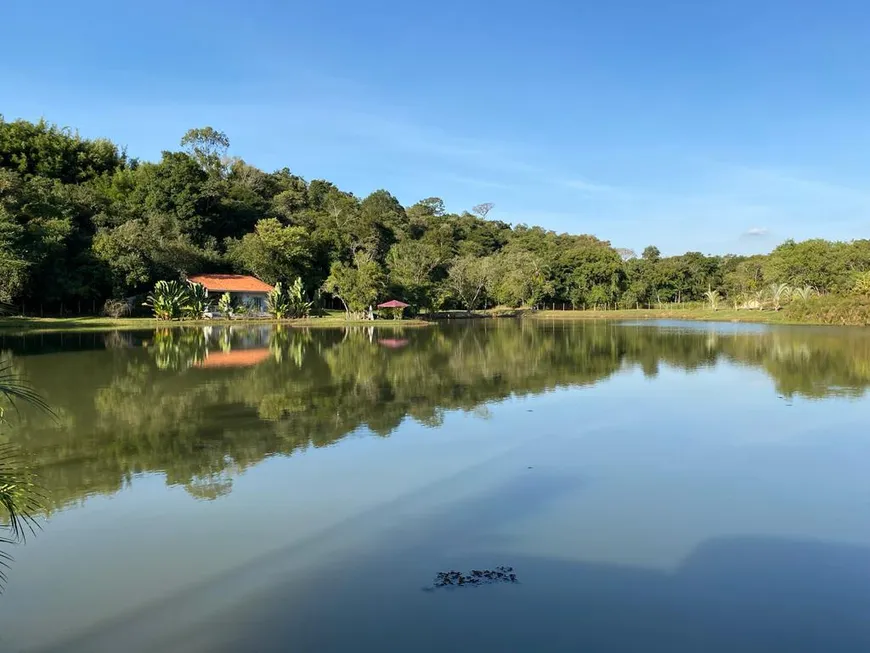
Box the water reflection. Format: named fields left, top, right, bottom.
left=4, top=320, right=870, bottom=512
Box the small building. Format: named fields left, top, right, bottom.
left=187, top=274, right=274, bottom=312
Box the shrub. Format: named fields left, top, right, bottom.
left=783, top=294, right=870, bottom=326
left=102, top=299, right=131, bottom=318
left=217, top=292, right=234, bottom=316
left=143, top=280, right=211, bottom=320
left=143, top=280, right=188, bottom=320
left=266, top=278, right=312, bottom=319
left=853, top=271, right=870, bottom=295
left=183, top=282, right=211, bottom=319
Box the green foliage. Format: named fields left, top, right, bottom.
left=180, top=127, right=229, bottom=174
left=0, top=363, right=50, bottom=589
left=217, top=292, right=234, bottom=316
left=488, top=250, right=553, bottom=307
left=226, top=218, right=314, bottom=285
left=446, top=255, right=493, bottom=311
left=792, top=285, right=816, bottom=301
left=184, top=282, right=211, bottom=319
left=266, top=278, right=312, bottom=319
left=768, top=282, right=791, bottom=311
left=852, top=271, right=870, bottom=295
left=144, top=280, right=187, bottom=320
left=266, top=283, right=290, bottom=319
left=143, top=280, right=210, bottom=320
left=784, top=294, right=870, bottom=326
left=322, top=253, right=386, bottom=315
left=3, top=116, right=870, bottom=315
left=703, top=289, right=720, bottom=311
left=102, top=298, right=131, bottom=318
left=381, top=306, right=405, bottom=320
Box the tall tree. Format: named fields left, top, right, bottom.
left=322, top=253, right=386, bottom=315
left=226, top=218, right=315, bottom=286
left=472, top=202, right=495, bottom=219
left=446, top=256, right=494, bottom=311
left=180, top=127, right=230, bottom=175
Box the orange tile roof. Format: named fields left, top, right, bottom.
left=195, top=348, right=271, bottom=368
left=188, top=274, right=274, bottom=293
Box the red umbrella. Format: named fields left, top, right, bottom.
left=377, top=300, right=410, bottom=308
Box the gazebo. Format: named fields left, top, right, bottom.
left=377, top=299, right=409, bottom=319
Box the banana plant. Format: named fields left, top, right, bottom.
left=143, top=280, right=188, bottom=320
left=703, top=288, right=720, bottom=311
left=217, top=292, right=234, bottom=317
left=183, top=282, right=211, bottom=319
left=266, top=282, right=292, bottom=319
left=768, top=283, right=791, bottom=311
left=266, top=278, right=312, bottom=319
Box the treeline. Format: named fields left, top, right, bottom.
left=3, top=116, right=870, bottom=314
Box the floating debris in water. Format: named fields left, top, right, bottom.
left=427, top=566, right=518, bottom=590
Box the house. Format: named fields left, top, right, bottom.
left=187, top=274, right=274, bottom=312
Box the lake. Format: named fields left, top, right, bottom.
left=2, top=319, right=870, bottom=652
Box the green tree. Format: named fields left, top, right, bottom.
left=446, top=255, right=493, bottom=311
left=489, top=250, right=553, bottom=307
left=226, top=218, right=315, bottom=286
left=180, top=127, right=230, bottom=175
left=386, top=239, right=446, bottom=310
left=322, top=253, right=386, bottom=315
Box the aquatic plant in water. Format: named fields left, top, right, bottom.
left=427, top=566, right=518, bottom=590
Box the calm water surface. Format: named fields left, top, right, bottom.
left=2, top=320, right=870, bottom=652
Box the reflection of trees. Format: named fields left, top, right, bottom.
left=5, top=322, right=870, bottom=512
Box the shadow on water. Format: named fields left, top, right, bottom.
left=34, top=468, right=870, bottom=653
left=191, top=537, right=870, bottom=653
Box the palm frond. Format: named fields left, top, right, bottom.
left=0, top=443, right=44, bottom=543
left=0, top=364, right=53, bottom=417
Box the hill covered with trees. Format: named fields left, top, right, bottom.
left=3, top=116, right=870, bottom=316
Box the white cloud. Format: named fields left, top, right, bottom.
left=743, top=227, right=770, bottom=237
left=560, top=178, right=619, bottom=194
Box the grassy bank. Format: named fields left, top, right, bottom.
left=0, top=313, right=431, bottom=334
left=530, top=308, right=801, bottom=325
left=530, top=296, right=870, bottom=326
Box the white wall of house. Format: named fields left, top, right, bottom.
left=235, top=292, right=267, bottom=310
left=204, top=290, right=268, bottom=311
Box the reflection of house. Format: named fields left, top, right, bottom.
left=194, top=348, right=270, bottom=368
left=187, top=274, right=274, bottom=312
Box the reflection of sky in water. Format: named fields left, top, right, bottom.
left=618, top=319, right=775, bottom=334
left=3, top=321, right=870, bottom=652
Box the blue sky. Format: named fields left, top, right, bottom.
left=4, top=0, right=870, bottom=255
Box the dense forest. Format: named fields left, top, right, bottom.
left=3, top=116, right=870, bottom=315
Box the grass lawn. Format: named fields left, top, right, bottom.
left=0, top=311, right=431, bottom=334
left=529, top=308, right=801, bottom=325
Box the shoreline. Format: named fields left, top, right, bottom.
left=0, top=315, right=432, bottom=334
left=528, top=308, right=811, bottom=326
left=2, top=307, right=865, bottom=333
